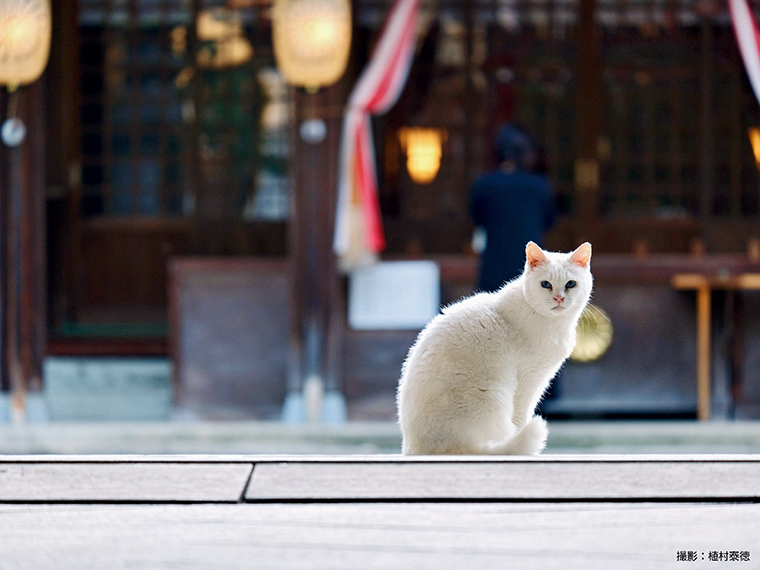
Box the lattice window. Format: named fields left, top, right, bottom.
left=78, top=0, right=291, bottom=221
left=366, top=0, right=760, bottom=255
left=77, top=0, right=760, bottom=253
left=601, top=21, right=760, bottom=218
left=79, top=0, right=192, bottom=216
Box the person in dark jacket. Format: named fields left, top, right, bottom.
left=470, top=124, right=557, bottom=292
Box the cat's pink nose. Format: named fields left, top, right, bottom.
left=554, top=294, right=565, bottom=303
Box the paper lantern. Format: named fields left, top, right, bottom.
left=272, top=0, right=351, bottom=91
left=0, top=0, right=51, bottom=91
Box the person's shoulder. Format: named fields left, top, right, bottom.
left=472, top=170, right=506, bottom=191
left=475, top=169, right=506, bottom=182
left=517, top=170, right=551, bottom=191
left=516, top=169, right=547, bottom=182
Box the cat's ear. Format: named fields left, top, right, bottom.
left=570, top=242, right=592, bottom=268
left=526, top=241, right=547, bottom=269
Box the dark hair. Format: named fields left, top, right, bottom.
left=495, top=124, right=536, bottom=167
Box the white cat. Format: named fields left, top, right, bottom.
left=397, top=241, right=592, bottom=455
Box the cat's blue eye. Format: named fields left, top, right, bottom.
left=565, top=280, right=577, bottom=289
left=541, top=281, right=552, bottom=290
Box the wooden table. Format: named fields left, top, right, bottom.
left=1, top=455, right=758, bottom=569
left=672, top=273, right=760, bottom=420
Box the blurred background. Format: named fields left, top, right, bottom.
left=3, top=0, right=760, bottom=453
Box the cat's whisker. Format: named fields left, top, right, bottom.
left=578, top=306, right=594, bottom=332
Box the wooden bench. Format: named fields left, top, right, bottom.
left=0, top=455, right=757, bottom=568
left=672, top=272, right=760, bottom=420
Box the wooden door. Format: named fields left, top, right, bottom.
left=48, top=1, right=289, bottom=350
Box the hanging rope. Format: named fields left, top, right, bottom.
left=333, top=0, right=419, bottom=271
left=729, top=0, right=760, bottom=105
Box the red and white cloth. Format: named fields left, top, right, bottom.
left=333, top=0, right=419, bottom=271
left=730, top=0, right=760, bottom=105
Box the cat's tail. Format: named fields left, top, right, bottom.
left=486, top=416, right=548, bottom=455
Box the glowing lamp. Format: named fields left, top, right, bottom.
left=272, top=0, right=351, bottom=91
left=196, top=8, right=253, bottom=69
left=749, top=127, right=760, bottom=168
left=0, top=0, right=51, bottom=92
left=399, top=127, right=446, bottom=184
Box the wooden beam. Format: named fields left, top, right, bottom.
left=246, top=457, right=760, bottom=501
left=0, top=500, right=758, bottom=569
left=0, top=462, right=253, bottom=502
left=1, top=456, right=760, bottom=504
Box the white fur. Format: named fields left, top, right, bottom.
left=397, top=243, right=592, bottom=455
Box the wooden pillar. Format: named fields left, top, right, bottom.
left=0, top=81, right=47, bottom=418
left=48, top=0, right=83, bottom=329
left=284, top=84, right=346, bottom=423
left=699, top=18, right=714, bottom=230
left=696, top=284, right=711, bottom=420
left=574, top=0, right=603, bottom=234
left=0, top=90, right=5, bottom=394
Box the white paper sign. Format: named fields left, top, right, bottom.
left=349, top=261, right=440, bottom=330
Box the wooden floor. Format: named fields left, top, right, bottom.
left=1, top=455, right=758, bottom=569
